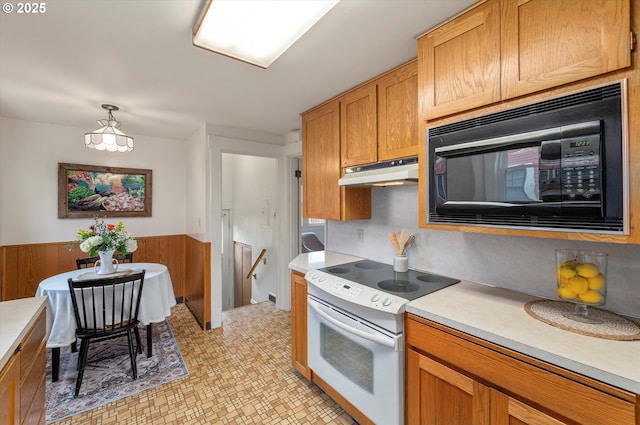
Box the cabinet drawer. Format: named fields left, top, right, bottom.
left=406, top=315, right=636, bottom=425
left=19, top=310, right=45, bottom=380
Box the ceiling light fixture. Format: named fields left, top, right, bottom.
left=193, top=0, right=340, bottom=68
left=84, top=104, right=134, bottom=152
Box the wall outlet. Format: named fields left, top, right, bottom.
left=357, top=228, right=364, bottom=243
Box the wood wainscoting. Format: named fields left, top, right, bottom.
left=0, top=234, right=212, bottom=330
left=184, top=235, right=211, bottom=330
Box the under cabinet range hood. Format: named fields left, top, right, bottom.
left=338, top=157, right=418, bottom=187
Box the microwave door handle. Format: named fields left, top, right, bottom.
left=434, top=126, right=563, bottom=156
left=308, top=299, right=397, bottom=349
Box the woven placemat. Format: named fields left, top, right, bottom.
left=525, top=300, right=640, bottom=341
left=76, top=268, right=133, bottom=281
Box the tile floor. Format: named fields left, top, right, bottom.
left=52, top=302, right=357, bottom=424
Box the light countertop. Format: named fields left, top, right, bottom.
left=288, top=251, right=363, bottom=274
left=290, top=251, right=640, bottom=394
left=0, top=296, right=47, bottom=371
left=407, top=281, right=640, bottom=394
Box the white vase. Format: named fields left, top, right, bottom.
left=94, top=249, right=119, bottom=275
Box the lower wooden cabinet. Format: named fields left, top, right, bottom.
left=405, top=314, right=638, bottom=425
left=0, top=307, right=46, bottom=425
left=0, top=354, right=20, bottom=425
left=290, top=271, right=311, bottom=379
left=406, top=349, right=491, bottom=425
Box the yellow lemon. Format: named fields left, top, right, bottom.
left=557, top=266, right=576, bottom=280
left=567, top=276, right=589, bottom=295
left=560, top=260, right=579, bottom=268
left=578, top=290, right=604, bottom=304
left=557, top=286, right=577, bottom=300
left=587, top=273, right=606, bottom=290
left=576, top=263, right=600, bottom=278
left=557, top=276, right=571, bottom=287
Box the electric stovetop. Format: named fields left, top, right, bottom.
left=316, top=259, right=460, bottom=301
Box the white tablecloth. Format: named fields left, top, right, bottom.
left=36, top=263, right=176, bottom=348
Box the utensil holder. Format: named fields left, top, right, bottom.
left=393, top=255, right=408, bottom=272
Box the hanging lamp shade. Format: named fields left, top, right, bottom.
left=84, top=104, right=134, bottom=152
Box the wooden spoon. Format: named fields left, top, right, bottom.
left=397, top=228, right=410, bottom=251
left=388, top=232, right=402, bottom=256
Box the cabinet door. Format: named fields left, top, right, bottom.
left=406, top=349, right=491, bottom=425
left=302, top=100, right=341, bottom=219
left=377, top=60, right=418, bottom=161
left=290, top=271, right=311, bottom=379
left=501, top=0, right=631, bottom=99
left=418, top=0, right=500, bottom=120
left=0, top=353, right=20, bottom=425
left=491, top=389, right=569, bottom=425
left=340, top=83, right=377, bottom=167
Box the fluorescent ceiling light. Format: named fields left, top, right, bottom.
left=193, top=0, right=339, bottom=68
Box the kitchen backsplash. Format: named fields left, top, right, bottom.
left=326, top=185, right=640, bottom=319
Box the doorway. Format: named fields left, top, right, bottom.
left=296, top=157, right=325, bottom=253
left=221, top=153, right=278, bottom=310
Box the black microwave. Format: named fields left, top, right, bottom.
left=427, top=82, right=627, bottom=233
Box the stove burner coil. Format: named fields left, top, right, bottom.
left=416, top=274, right=447, bottom=283
left=326, top=267, right=350, bottom=274
left=378, top=280, right=419, bottom=293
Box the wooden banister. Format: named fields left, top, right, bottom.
left=246, top=249, right=267, bottom=279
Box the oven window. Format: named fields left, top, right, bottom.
left=320, top=323, right=373, bottom=393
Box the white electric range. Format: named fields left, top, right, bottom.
left=305, top=259, right=459, bottom=425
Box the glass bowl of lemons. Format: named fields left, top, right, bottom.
left=555, top=249, right=608, bottom=323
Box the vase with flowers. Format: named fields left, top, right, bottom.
left=75, top=217, right=137, bottom=274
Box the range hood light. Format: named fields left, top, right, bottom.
left=338, top=157, right=418, bottom=187
left=371, top=181, right=408, bottom=187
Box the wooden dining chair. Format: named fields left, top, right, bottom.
left=75, top=253, right=134, bottom=269
left=67, top=270, right=146, bottom=397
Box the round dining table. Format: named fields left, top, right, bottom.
left=36, top=262, right=176, bottom=381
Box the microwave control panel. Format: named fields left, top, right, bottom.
left=560, top=135, right=602, bottom=202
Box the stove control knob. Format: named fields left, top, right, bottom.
left=370, top=294, right=380, bottom=302
left=308, top=273, right=318, bottom=280
left=318, top=275, right=326, bottom=282
left=382, top=298, right=392, bottom=307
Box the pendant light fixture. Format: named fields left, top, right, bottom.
left=84, top=104, right=134, bottom=152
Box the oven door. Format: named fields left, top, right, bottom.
left=307, top=294, right=403, bottom=425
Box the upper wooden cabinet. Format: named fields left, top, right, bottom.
left=377, top=60, right=419, bottom=161
left=302, top=100, right=341, bottom=220
left=301, top=60, right=418, bottom=220
left=302, top=100, right=371, bottom=220
left=419, top=0, right=631, bottom=120
left=340, top=60, right=419, bottom=167
left=340, top=83, right=378, bottom=167
left=418, top=0, right=501, bottom=120
left=501, top=0, right=631, bottom=100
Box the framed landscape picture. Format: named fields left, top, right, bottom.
left=58, top=163, right=152, bottom=218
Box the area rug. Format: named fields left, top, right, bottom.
left=45, top=320, right=188, bottom=423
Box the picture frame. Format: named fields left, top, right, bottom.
left=58, top=163, right=152, bottom=218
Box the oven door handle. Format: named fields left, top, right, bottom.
left=308, top=298, right=397, bottom=349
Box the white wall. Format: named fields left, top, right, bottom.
left=223, top=154, right=278, bottom=304
left=327, top=185, right=640, bottom=319
left=0, top=117, right=186, bottom=245
left=185, top=124, right=209, bottom=240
